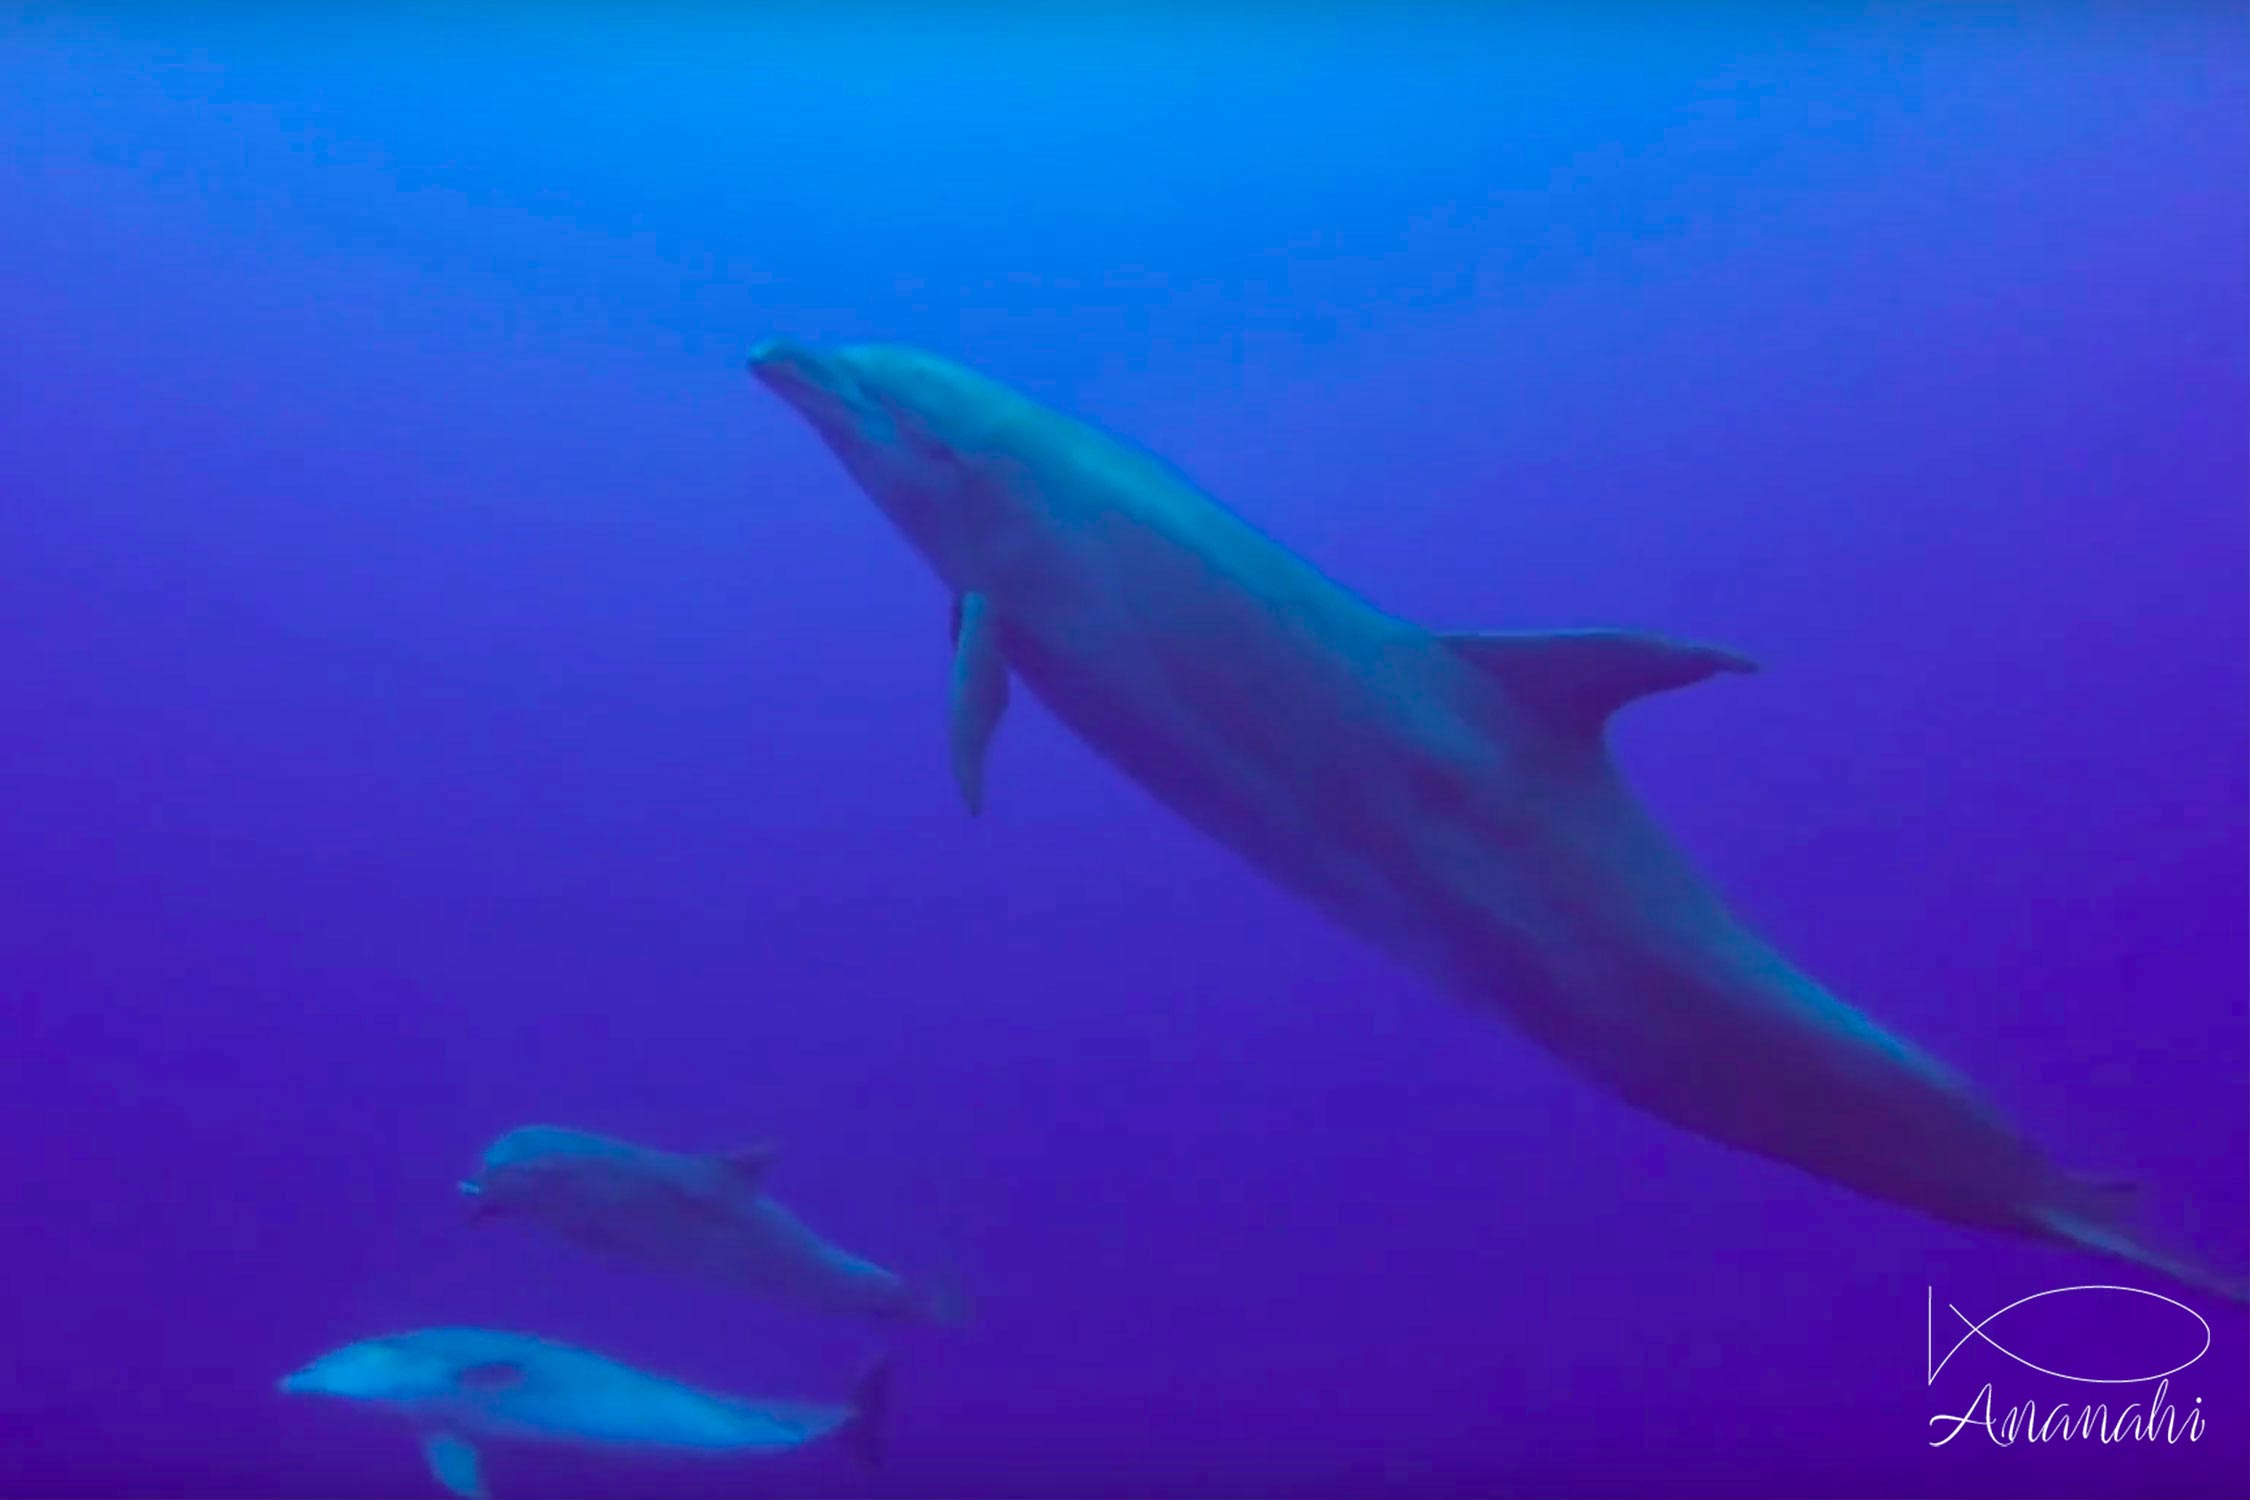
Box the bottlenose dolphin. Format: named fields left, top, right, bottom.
left=746, top=339, right=2243, bottom=1302
left=460, top=1125, right=959, bottom=1323
left=279, top=1328, right=888, bottom=1498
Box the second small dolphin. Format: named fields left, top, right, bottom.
left=280, top=1327, right=887, bottom=1498
left=461, top=1125, right=959, bottom=1323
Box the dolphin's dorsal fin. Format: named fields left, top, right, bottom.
left=949, top=592, right=1010, bottom=814
left=715, top=1141, right=779, bottom=1190
left=421, top=1431, right=486, bottom=1500
left=1440, top=630, right=1756, bottom=739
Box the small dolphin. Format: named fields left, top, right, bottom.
left=460, top=1125, right=959, bottom=1323
left=746, top=339, right=2244, bottom=1302
left=279, top=1328, right=887, bottom=1498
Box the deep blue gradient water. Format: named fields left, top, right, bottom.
left=2, top=7, right=2245, bottom=1498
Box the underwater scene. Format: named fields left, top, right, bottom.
left=2, top=6, right=2244, bottom=1499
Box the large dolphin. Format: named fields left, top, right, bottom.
left=460, top=1125, right=959, bottom=1323
left=746, top=339, right=2243, bottom=1303
left=280, top=1328, right=888, bottom=1498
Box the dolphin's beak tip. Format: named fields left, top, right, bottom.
left=744, top=337, right=791, bottom=377
left=746, top=338, right=830, bottom=397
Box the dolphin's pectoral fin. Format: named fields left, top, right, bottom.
left=948, top=592, right=1010, bottom=814
left=714, top=1140, right=780, bottom=1190
left=420, top=1431, right=486, bottom=1500
left=1440, top=629, right=1756, bottom=738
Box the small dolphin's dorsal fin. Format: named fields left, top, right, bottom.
left=716, top=1141, right=780, bottom=1190
left=421, top=1431, right=486, bottom=1499
left=456, top=1361, right=525, bottom=1393
left=1440, top=629, right=1757, bottom=739
left=949, top=592, right=1010, bottom=814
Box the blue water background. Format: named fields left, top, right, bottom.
left=2, top=7, right=2244, bottom=1497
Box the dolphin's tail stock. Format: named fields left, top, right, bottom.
left=837, top=1358, right=893, bottom=1470
left=2029, top=1172, right=2248, bottom=1307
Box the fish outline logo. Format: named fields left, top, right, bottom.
left=1927, top=1284, right=2212, bottom=1387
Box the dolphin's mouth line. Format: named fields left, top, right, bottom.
left=745, top=339, right=825, bottom=392
left=745, top=339, right=873, bottom=422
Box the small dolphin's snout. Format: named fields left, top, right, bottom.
left=745, top=338, right=837, bottom=400
left=278, top=1367, right=312, bottom=1395
left=745, top=337, right=804, bottom=378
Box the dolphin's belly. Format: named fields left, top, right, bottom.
left=988, top=514, right=2060, bottom=1234
left=1009, top=592, right=2051, bottom=1230
left=734, top=1199, right=910, bottom=1315
left=997, top=526, right=1605, bottom=1019
left=999, top=525, right=1475, bottom=908
left=478, top=1383, right=816, bottom=1452
left=1491, top=896, right=2054, bottom=1229
left=1004, top=618, right=1436, bottom=956
left=1364, top=747, right=2061, bottom=1229
left=533, top=1166, right=910, bottom=1315
left=538, top=1186, right=732, bottom=1274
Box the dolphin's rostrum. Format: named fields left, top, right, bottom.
left=747, top=339, right=2244, bottom=1303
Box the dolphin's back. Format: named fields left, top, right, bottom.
left=480, top=1132, right=921, bottom=1318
